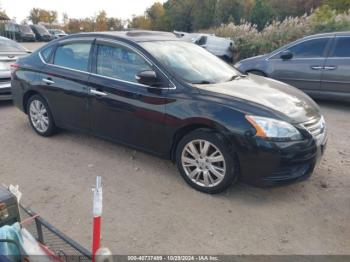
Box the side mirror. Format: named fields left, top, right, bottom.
left=280, top=50, right=293, bottom=60
left=135, top=70, right=158, bottom=86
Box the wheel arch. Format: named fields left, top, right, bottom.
left=23, top=90, right=53, bottom=117
left=23, top=90, right=41, bottom=114
left=170, top=122, right=239, bottom=163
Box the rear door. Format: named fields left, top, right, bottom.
left=267, top=37, right=332, bottom=94
left=38, top=39, right=93, bottom=130
left=321, top=36, right=350, bottom=96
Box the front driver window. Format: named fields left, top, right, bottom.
left=271, top=38, right=330, bottom=60
left=96, top=43, right=152, bottom=83
left=287, top=38, right=329, bottom=59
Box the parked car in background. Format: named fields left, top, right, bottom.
left=11, top=31, right=327, bottom=193
left=0, top=36, right=29, bottom=100
left=175, top=31, right=234, bottom=62
left=48, top=29, right=68, bottom=39
left=30, top=25, right=52, bottom=42
left=235, top=32, right=350, bottom=102
left=1, top=23, right=35, bottom=42
left=16, top=24, right=36, bottom=42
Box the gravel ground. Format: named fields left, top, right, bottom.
left=0, top=42, right=348, bottom=255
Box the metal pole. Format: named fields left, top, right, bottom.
left=92, top=176, right=102, bottom=262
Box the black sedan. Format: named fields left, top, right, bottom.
left=11, top=31, right=327, bottom=194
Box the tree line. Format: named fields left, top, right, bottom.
left=4, top=0, right=350, bottom=33
left=129, top=0, right=350, bottom=31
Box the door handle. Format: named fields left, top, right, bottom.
left=324, top=66, right=337, bottom=70
left=311, top=66, right=323, bottom=70
left=42, top=78, right=55, bottom=85
left=90, top=88, right=107, bottom=96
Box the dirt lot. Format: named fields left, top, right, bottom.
left=0, top=42, right=349, bottom=255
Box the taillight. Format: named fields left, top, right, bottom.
left=10, top=63, right=20, bottom=74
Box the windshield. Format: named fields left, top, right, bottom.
left=140, top=41, right=238, bottom=84
left=0, top=38, right=27, bottom=52
left=34, top=25, right=49, bottom=35
left=19, top=25, right=32, bottom=33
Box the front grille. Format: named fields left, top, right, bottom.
left=302, top=116, right=326, bottom=140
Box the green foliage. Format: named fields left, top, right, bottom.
left=64, top=12, right=124, bottom=33
left=311, top=4, right=350, bottom=32
left=325, top=0, right=350, bottom=12
left=127, top=0, right=324, bottom=32
left=146, top=2, right=167, bottom=30
left=28, top=8, right=57, bottom=24
left=128, top=15, right=152, bottom=30
left=249, top=0, right=275, bottom=30
left=213, top=0, right=251, bottom=25
left=205, top=6, right=350, bottom=62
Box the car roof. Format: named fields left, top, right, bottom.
left=66, top=30, right=180, bottom=43
left=302, top=31, right=350, bottom=39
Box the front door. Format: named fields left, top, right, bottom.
left=88, top=40, right=171, bottom=155
left=267, top=37, right=332, bottom=95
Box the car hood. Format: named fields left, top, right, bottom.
left=194, top=74, right=321, bottom=124
left=240, top=54, right=266, bottom=62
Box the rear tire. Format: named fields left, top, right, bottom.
left=176, top=129, right=238, bottom=194
left=27, top=95, right=56, bottom=137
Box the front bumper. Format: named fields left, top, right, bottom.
left=0, top=81, right=11, bottom=100
left=41, top=35, right=52, bottom=42
left=238, top=133, right=327, bottom=187
left=21, top=36, right=36, bottom=42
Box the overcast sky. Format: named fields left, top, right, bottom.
left=1, top=0, right=166, bottom=23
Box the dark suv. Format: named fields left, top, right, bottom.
left=30, top=25, right=52, bottom=42
left=11, top=31, right=327, bottom=193
left=2, top=23, right=35, bottom=42
left=236, top=32, right=350, bottom=102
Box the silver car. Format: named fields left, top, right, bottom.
left=235, top=32, right=350, bottom=102
left=48, top=29, right=68, bottom=39
left=0, top=36, right=29, bottom=100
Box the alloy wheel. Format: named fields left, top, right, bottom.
left=29, top=100, right=49, bottom=133
left=181, top=139, right=226, bottom=188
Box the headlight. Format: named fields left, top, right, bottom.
left=246, top=115, right=302, bottom=141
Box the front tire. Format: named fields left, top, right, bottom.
left=27, top=95, right=56, bottom=137
left=176, top=129, right=238, bottom=194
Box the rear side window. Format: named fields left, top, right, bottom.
left=41, top=46, right=54, bottom=63
left=96, top=43, right=151, bottom=83
left=53, top=43, right=92, bottom=72
left=288, top=38, right=330, bottom=58
left=331, top=37, right=350, bottom=57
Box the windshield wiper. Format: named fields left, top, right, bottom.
left=228, top=75, right=239, bottom=81
left=227, top=74, right=246, bottom=82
